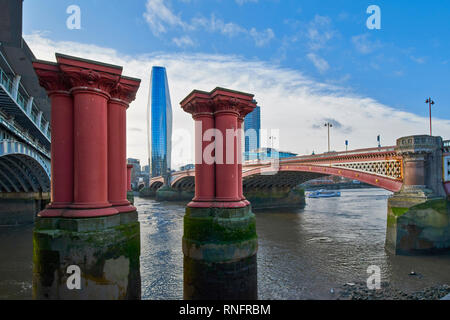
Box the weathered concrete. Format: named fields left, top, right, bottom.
left=183, top=205, right=258, bottom=300
left=156, top=185, right=194, bottom=202
left=32, top=211, right=141, bottom=300
left=386, top=135, right=449, bottom=255
left=0, top=192, right=50, bottom=225
left=244, top=186, right=305, bottom=210
left=386, top=194, right=450, bottom=255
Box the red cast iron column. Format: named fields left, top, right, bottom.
left=33, top=61, right=74, bottom=217
left=58, top=54, right=122, bottom=218
left=108, top=77, right=141, bottom=213
left=211, top=88, right=256, bottom=208
left=180, top=91, right=216, bottom=207
left=237, top=113, right=249, bottom=206
left=127, top=164, right=133, bottom=192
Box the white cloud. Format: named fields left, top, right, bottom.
left=249, top=28, right=275, bottom=47
left=352, top=33, right=382, bottom=54
left=235, top=0, right=258, bottom=5
left=172, top=35, right=195, bottom=48
left=143, top=0, right=186, bottom=35
left=307, top=53, right=329, bottom=73
left=410, top=55, right=426, bottom=64
left=307, top=15, right=335, bottom=51
left=143, top=1, right=274, bottom=46
left=24, top=33, right=450, bottom=170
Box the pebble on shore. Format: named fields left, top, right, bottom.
left=336, top=282, right=450, bottom=300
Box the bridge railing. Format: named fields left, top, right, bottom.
left=244, top=146, right=397, bottom=166
left=0, top=65, right=51, bottom=144
left=0, top=110, right=50, bottom=158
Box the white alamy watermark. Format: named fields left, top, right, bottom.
left=171, top=125, right=281, bottom=174
left=366, top=5, right=381, bottom=30
left=66, top=265, right=81, bottom=290
left=66, top=5, right=81, bottom=30
left=366, top=265, right=381, bottom=290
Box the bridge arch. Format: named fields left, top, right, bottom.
left=242, top=164, right=403, bottom=192
left=0, top=140, right=51, bottom=192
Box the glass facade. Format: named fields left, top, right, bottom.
left=244, top=148, right=298, bottom=161
left=147, top=66, right=172, bottom=178
left=244, top=106, right=261, bottom=161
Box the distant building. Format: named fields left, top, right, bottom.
left=244, top=106, right=260, bottom=160
left=148, top=66, right=172, bottom=178
left=244, top=148, right=297, bottom=162
left=127, top=158, right=141, bottom=188
left=180, top=164, right=195, bottom=171
left=142, top=165, right=150, bottom=174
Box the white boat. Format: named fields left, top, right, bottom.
left=307, top=189, right=341, bottom=198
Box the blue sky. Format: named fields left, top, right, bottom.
left=22, top=0, right=450, bottom=165
left=23, top=0, right=450, bottom=118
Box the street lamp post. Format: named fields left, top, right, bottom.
left=324, top=122, right=333, bottom=152
left=425, top=98, right=435, bottom=136
left=377, top=135, right=381, bottom=148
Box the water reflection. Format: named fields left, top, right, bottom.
left=0, top=188, right=449, bottom=300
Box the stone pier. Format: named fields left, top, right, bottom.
left=386, top=135, right=450, bottom=255
left=180, top=88, right=258, bottom=300
left=32, top=54, right=141, bottom=299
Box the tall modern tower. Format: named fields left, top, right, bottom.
left=147, top=66, right=172, bottom=178
left=244, top=106, right=261, bottom=160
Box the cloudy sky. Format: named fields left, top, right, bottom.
left=22, top=0, right=450, bottom=169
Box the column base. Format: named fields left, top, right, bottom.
left=32, top=211, right=141, bottom=300
left=39, top=207, right=119, bottom=218
left=183, top=205, right=258, bottom=300
left=187, top=200, right=248, bottom=208
left=46, top=202, right=73, bottom=209
left=114, top=204, right=137, bottom=214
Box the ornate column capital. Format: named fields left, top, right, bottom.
left=110, top=76, right=141, bottom=106
left=210, top=88, right=256, bottom=116
left=180, top=90, right=214, bottom=118
left=56, top=53, right=122, bottom=96
left=32, top=61, right=71, bottom=94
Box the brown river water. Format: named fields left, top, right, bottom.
left=1, top=188, right=449, bottom=299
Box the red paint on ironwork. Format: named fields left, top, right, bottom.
left=108, top=77, right=140, bottom=213
left=180, top=88, right=256, bottom=208
left=127, top=164, right=133, bottom=192
left=33, top=61, right=74, bottom=217
left=33, top=54, right=140, bottom=218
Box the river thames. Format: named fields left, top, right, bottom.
left=1, top=188, right=449, bottom=299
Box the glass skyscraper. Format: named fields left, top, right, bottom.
left=244, top=106, right=261, bottom=160
left=147, top=66, right=172, bottom=178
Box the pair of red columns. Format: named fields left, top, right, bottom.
left=180, top=88, right=256, bottom=208
left=33, top=53, right=140, bottom=218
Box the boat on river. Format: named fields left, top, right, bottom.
left=307, top=189, right=341, bottom=198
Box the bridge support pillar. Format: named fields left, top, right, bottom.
left=180, top=88, right=258, bottom=300
left=386, top=135, right=450, bottom=255
left=32, top=54, right=141, bottom=299
left=126, top=164, right=135, bottom=205
left=108, top=77, right=140, bottom=213
left=33, top=62, right=74, bottom=216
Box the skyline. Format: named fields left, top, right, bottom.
left=20, top=1, right=450, bottom=168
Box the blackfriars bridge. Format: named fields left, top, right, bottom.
left=149, top=139, right=450, bottom=198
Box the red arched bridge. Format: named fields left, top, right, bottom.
left=150, top=137, right=450, bottom=197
